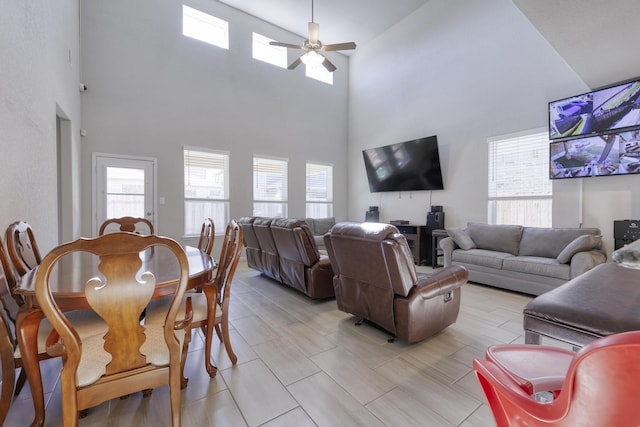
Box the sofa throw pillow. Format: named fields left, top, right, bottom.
left=557, top=234, right=601, bottom=264
left=446, top=228, right=476, bottom=250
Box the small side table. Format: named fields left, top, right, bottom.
left=431, top=229, right=448, bottom=268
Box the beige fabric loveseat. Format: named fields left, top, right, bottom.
left=441, top=223, right=606, bottom=296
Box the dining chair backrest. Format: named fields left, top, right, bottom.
left=34, top=233, right=189, bottom=426
left=0, top=236, right=26, bottom=424
left=5, top=221, right=41, bottom=276
left=98, top=216, right=154, bottom=235
left=197, top=218, right=215, bottom=255
left=0, top=235, right=21, bottom=321
left=214, top=219, right=243, bottom=310
left=0, top=236, right=19, bottom=424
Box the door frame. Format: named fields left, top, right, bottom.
left=92, top=152, right=158, bottom=235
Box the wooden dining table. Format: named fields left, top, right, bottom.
left=13, top=245, right=215, bottom=427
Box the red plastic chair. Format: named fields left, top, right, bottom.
left=485, top=343, right=574, bottom=397
left=473, top=331, right=640, bottom=427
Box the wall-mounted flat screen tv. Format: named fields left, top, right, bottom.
left=362, top=135, right=444, bottom=192
left=549, top=79, right=640, bottom=140
left=549, top=130, right=640, bottom=179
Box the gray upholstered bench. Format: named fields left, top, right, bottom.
left=523, top=262, right=640, bottom=348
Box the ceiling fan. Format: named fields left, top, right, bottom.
left=269, top=0, right=356, bottom=72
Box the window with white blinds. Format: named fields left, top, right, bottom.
left=306, top=162, right=333, bottom=217
left=488, top=130, right=552, bottom=227
left=184, top=148, right=229, bottom=236
left=253, top=156, right=288, bottom=217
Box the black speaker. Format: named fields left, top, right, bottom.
left=426, top=211, right=445, bottom=229
left=365, top=206, right=380, bottom=222
left=614, top=220, right=640, bottom=249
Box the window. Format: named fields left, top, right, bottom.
left=306, top=162, right=333, bottom=217
left=184, top=148, right=229, bottom=236
left=182, top=5, right=229, bottom=49
left=253, top=156, right=288, bottom=217
left=306, top=63, right=334, bottom=85
left=488, top=130, right=552, bottom=227
left=252, top=32, right=287, bottom=68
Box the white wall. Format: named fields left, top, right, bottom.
left=80, top=0, right=349, bottom=250
left=0, top=0, right=82, bottom=253
left=348, top=0, right=640, bottom=256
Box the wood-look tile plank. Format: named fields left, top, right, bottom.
left=310, top=347, right=396, bottom=405
left=184, top=389, right=247, bottom=427
left=287, top=372, right=386, bottom=427
left=279, top=321, right=336, bottom=357
left=231, top=315, right=280, bottom=346
left=261, top=407, right=317, bottom=427
left=366, top=387, right=454, bottom=427
left=220, top=359, right=298, bottom=427
left=252, top=337, right=321, bottom=385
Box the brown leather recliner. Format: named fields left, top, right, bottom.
left=270, top=218, right=334, bottom=299
left=324, top=221, right=469, bottom=343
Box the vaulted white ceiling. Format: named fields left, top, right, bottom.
left=219, top=0, right=640, bottom=89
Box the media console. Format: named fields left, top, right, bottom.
left=395, top=224, right=426, bottom=265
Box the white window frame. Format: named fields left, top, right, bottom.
left=183, top=147, right=230, bottom=237
left=253, top=156, right=288, bottom=217
left=252, top=32, right=287, bottom=68
left=182, top=5, right=229, bottom=50
left=488, top=129, right=552, bottom=227
left=306, top=162, right=333, bottom=218
left=306, top=63, right=334, bottom=85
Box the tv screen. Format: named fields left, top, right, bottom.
left=549, top=79, right=640, bottom=140
left=549, top=130, right=640, bottom=179
left=362, top=135, right=444, bottom=192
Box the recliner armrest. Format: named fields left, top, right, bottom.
left=411, top=265, right=468, bottom=299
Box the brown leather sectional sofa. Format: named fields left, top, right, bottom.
left=239, top=216, right=334, bottom=299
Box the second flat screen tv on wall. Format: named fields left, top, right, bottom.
left=362, top=135, right=444, bottom=192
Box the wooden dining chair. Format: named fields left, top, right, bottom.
left=5, top=220, right=41, bottom=276
left=33, top=233, right=192, bottom=426
left=146, top=219, right=243, bottom=379
left=197, top=218, right=215, bottom=255
left=0, top=234, right=109, bottom=426
left=98, top=216, right=154, bottom=235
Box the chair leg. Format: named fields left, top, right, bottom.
left=0, top=353, right=15, bottom=426
left=179, top=329, right=192, bottom=388
left=203, top=323, right=218, bottom=378
left=217, top=318, right=237, bottom=365
left=14, top=368, right=26, bottom=396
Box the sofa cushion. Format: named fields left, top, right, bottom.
left=452, top=248, right=512, bottom=269
left=502, top=256, right=571, bottom=280
left=556, top=234, right=602, bottom=264
left=519, top=227, right=601, bottom=259
left=466, top=223, right=523, bottom=255
left=446, top=228, right=476, bottom=250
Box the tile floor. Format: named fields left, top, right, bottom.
left=4, top=262, right=553, bottom=426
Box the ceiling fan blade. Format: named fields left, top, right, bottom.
left=322, top=42, right=357, bottom=51
left=287, top=56, right=303, bottom=70
left=270, top=41, right=303, bottom=49
left=321, top=56, right=336, bottom=72
left=308, top=22, right=320, bottom=45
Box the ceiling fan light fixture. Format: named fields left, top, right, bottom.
left=300, top=50, right=324, bottom=67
